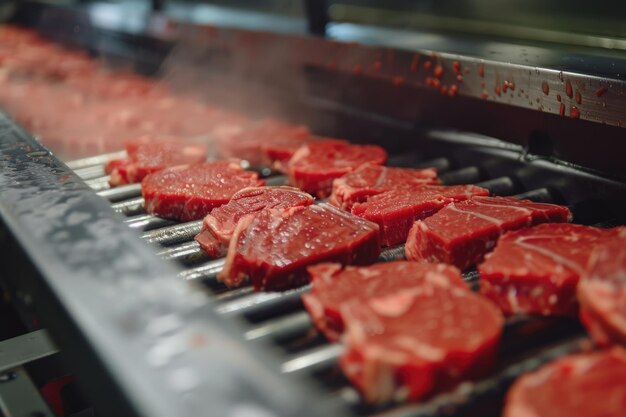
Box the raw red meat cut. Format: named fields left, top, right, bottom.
left=351, top=185, right=489, bottom=246
left=219, top=203, right=381, bottom=291
left=260, top=134, right=316, bottom=173
left=287, top=140, right=387, bottom=198
left=578, top=228, right=626, bottom=346
left=303, top=261, right=466, bottom=341
left=107, top=137, right=208, bottom=186
left=479, top=223, right=622, bottom=317
left=503, top=347, right=626, bottom=417
left=194, top=186, right=314, bottom=257
left=405, top=196, right=572, bottom=270
left=340, top=281, right=503, bottom=404
left=329, top=164, right=440, bottom=210
left=215, top=119, right=312, bottom=168
left=142, top=161, right=264, bottom=222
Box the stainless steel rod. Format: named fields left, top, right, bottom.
left=125, top=214, right=175, bottom=230
left=412, top=157, right=451, bottom=172
left=244, top=311, right=312, bottom=342
left=73, top=165, right=106, bottom=180
left=85, top=176, right=112, bottom=191
left=281, top=344, right=344, bottom=375
left=65, top=150, right=126, bottom=170
left=110, top=197, right=145, bottom=216
left=216, top=285, right=310, bottom=316
left=439, top=166, right=481, bottom=185
left=141, top=220, right=203, bottom=246
left=97, top=183, right=142, bottom=202
left=178, top=258, right=225, bottom=282
left=513, top=187, right=555, bottom=203
left=475, top=176, right=517, bottom=195
left=158, top=241, right=208, bottom=264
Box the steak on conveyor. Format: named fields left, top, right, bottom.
left=287, top=140, right=387, bottom=198
left=405, top=196, right=572, bottom=270
left=106, top=137, right=207, bottom=186
left=479, top=223, right=622, bottom=317
left=194, top=186, right=314, bottom=257
left=215, top=119, right=312, bottom=169
left=503, top=347, right=626, bottom=417
left=142, top=161, right=263, bottom=222
left=219, top=203, right=381, bottom=291
left=340, top=279, right=503, bottom=404
left=303, top=261, right=466, bottom=341
left=351, top=185, right=489, bottom=246
left=578, top=228, right=626, bottom=347
left=329, top=164, right=440, bottom=210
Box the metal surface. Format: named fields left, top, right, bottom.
left=0, top=330, right=58, bottom=373
left=0, top=367, right=54, bottom=417
left=0, top=113, right=338, bottom=417
left=65, top=150, right=127, bottom=170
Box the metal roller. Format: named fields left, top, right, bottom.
left=245, top=311, right=313, bottom=342
left=141, top=220, right=203, bottom=246
left=439, top=166, right=482, bottom=185
left=158, top=241, right=209, bottom=264
left=73, top=165, right=106, bottom=180
left=125, top=214, right=176, bottom=230
left=216, top=285, right=310, bottom=316
left=111, top=197, right=146, bottom=216
left=97, top=183, right=142, bottom=202
left=281, top=344, right=344, bottom=375
left=475, top=176, right=517, bottom=195
left=65, top=150, right=127, bottom=170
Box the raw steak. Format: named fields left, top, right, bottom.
left=405, top=196, right=572, bottom=270
left=216, top=119, right=311, bottom=167
left=329, top=164, right=440, bottom=210
left=219, top=203, right=381, bottom=291
left=142, top=161, right=264, bottom=222
left=340, top=282, right=503, bottom=404
left=503, top=347, right=626, bottom=417
left=287, top=140, right=387, bottom=198
left=194, top=186, right=314, bottom=257
left=351, top=185, right=489, bottom=246
left=578, top=228, right=626, bottom=346
left=479, top=223, right=622, bottom=317
left=303, top=261, right=466, bottom=341
left=107, top=137, right=207, bottom=186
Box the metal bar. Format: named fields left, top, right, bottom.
left=125, top=214, right=176, bottom=230
left=111, top=197, right=146, bottom=216
left=412, top=157, right=451, bottom=173
left=65, top=150, right=126, bottom=170
left=513, top=187, right=555, bottom=203
left=158, top=241, right=208, bottom=264
left=0, top=330, right=58, bottom=373
left=281, top=344, right=344, bottom=375
left=216, top=285, right=310, bottom=316
left=475, top=176, right=517, bottom=195
left=178, top=258, right=225, bottom=282
left=245, top=311, right=312, bottom=342
left=97, top=183, right=142, bottom=202
left=265, top=175, right=289, bottom=186
left=73, top=165, right=106, bottom=180
left=0, top=367, right=55, bottom=417
left=142, top=220, right=203, bottom=246
left=85, top=176, right=112, bottom=191
left=439, top=166, right=481, bottom=185
left=376, top=244, right=405, bottom=262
